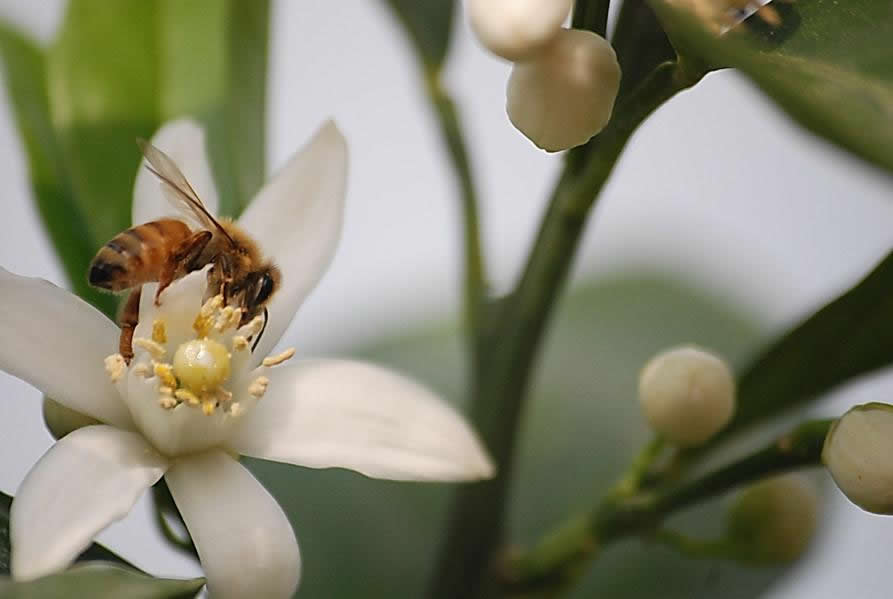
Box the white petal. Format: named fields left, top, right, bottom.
left=0, top=267, right=133, bottom=428
left=165, top=451, right=300, bottom=599
left=229, top=360, right=495, bottom=481
left=133, top=269, right=209, bottom=353
left=132, top=119, right=220, bottom=225
left=237, top=121, right=348, bottom=359
left=10, top=425, right=168, bottom=580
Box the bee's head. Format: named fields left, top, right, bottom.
left=240, top=263, right=281, bottom=322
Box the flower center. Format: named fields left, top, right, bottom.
left=173, top=338, right=231, bottom=394
left=104, top=293, right=294, bottom=417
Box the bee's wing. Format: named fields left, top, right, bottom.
left=136, top=139, right=233, bottom=244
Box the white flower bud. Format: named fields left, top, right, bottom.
left=506, top=29, right=621, bottom=152
left=467, top=0, right=573, bottom=61
left=726, top=474, right=819, bottom=563
left=637, top=345, right=735, bottom=446
left=822, top=402, right=893, bottom=514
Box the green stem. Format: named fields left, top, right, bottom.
left=651, top=528, right=738, bottom=560
left=428, top=62, right=697, bottom=599
left=614, top=437, right=665, bottom=496
left=503, top=419, right=832, bottom=594
left=423, top=69, right=488, bottom=343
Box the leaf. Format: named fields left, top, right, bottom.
left=0, top=0, right=269, bottom=318
left=720, top=248, right=893, bottom=440
left=0, top=24, right=116, bottom=316
left=249, top=275, right=785, bottom=598
left=648, top=0, right=893, bottom=173
left=383, top=0, right=456, bottom=70
left=0, top=491, right=134, bottom=577
left=0, top=564, right=204, bottom=599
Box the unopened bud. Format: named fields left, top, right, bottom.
left=467, top=0, right=573, bottom=61
left=726, top=474, right=819, bottom=563
left=506, top=29, right=620, bottom=152
left=822, top=402, right=893, bottom=514
left=637, top=345, right=735, bottom=446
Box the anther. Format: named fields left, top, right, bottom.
left=159, top=396, right=178, bottom=409
left=262, top=348, right=296, bottom=367
left=238, top=315, right=265, bottom=339
left=133, top=337, right=167, bottom=360
left=248, top=376, right=270, bottom=399
left=174, top=388, right=201, bottom=406
left=193, top=295, right=224, bottom=337
left=201, top=400, right=217, bottom=416
left=104, top=354, right=127, bottom=382
left=214, top=306, right=235, bottom=332
left=152, top=319, right=167, bottom=344
left=232, top=336, right=250, bottom=351
left=153, top=362, right=178, bottom=389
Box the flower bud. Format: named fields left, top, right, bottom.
left=637, top=345, right=735, bottom=446
left=506, top=29, right=620, bottom=152
left=726, top=474, right=819, bottom=563
left=467, top=0, right=573, bottom=61
left=822, top=402, right=893, bottom=514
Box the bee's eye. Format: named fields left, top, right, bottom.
left=254, top=272, right=276, bottom=304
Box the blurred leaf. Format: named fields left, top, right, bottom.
left=383, top=0, right=456, bottom=70
left=0, top=0, right=268, bottom=317
left=249, top=274, right=788, bottom=598
left=718, top=248, right=893, bottom=441
left=0, top=491, right=134, bottom=577
left=648, top=0, right=893, bottom=173
left=0, top=564, right=203, bottom=599
left=0, top=24, right=116, bottom=316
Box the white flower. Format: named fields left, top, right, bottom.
left=506, top=28, right=621, bottom=152
left=1, top=120, right=495, bottom=598
left=637, top=345, right=735, bottom=446
left=466, top=0, right=573, bottom=61
left=822, top=402, right=893, bottom=515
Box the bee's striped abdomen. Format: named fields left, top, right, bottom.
left=89, top=218, right=191, bottom=291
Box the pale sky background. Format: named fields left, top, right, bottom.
left=0, top=1, right=892, bottom=597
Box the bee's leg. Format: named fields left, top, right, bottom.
left=155, top=231, right=213, bottom=305
left=119, top=287, right=142, bottom=364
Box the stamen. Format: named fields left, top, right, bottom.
left=248, top=376, right=270, bottom=399
left=133, top=338, right=166, bottom=360
left=174, top=388, right=201, bottom=406
left=232, top=335, right=250, bottom=352
left=152, top=319, right=167, bottom=344
left=104, top=354, right=127, bottom=382
left=228, top=402, right=244, bottom=417
left=201, top=400, right=217, bottom=416
left=193, top=295, right=223, bottom=337
left=214, top=306, right=235, bottom=332
left=262, top=348, right=296, bottom=367
left=238, top=315, right=265, bottom=340
left=153, top=362, right=178, bottom=389
left=159, top=395, right=178, bottom=409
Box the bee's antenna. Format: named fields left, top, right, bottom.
left=252, top=307, right=269, bottom=352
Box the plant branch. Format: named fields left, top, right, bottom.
left=428, top=61, right=698, bottom=599
left=502, top=419, right=832, bottom=594
left=423, top=69, right=488, bottom=342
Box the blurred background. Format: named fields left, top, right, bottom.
left=0, top=1, right=891, bottom=597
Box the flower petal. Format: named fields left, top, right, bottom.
left=132, top=119, right=220, bottom=225
left=10, top=425, right=168, bottom=580
left=237, top=121, right=348, bottom=358
left=0, top=267, right=133, bottom=428
left=165, top=450, right=300, bottom=599
left=229, top=360, right=495, bottom=481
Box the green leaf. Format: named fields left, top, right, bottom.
left=0, top=24, right=116, bottom=316
left=0, top=491, right=134, bottom=577
left=383, top=0, right=456, bottom=70
left=0, top=564, right=204, bottom=599
left=648, top=0, right=893, bottom=173
left=0, top=0, right=268, bottom=318
left=721, top=248, right=893, bottom=440
left=249, top=275, right=784, bottom=598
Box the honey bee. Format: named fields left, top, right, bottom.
left=89, top=139, right=281, bottom=362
